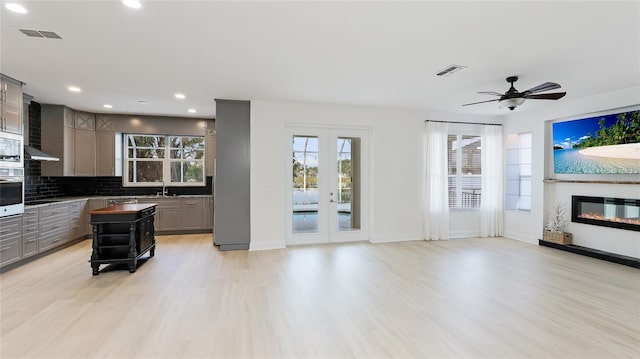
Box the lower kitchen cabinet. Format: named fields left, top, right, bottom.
left=181, top=198, right=204, bottom=230
left=159, top=200, right=181, bottom=231
left=39, top=203, right=70, bottom=252
left=70, top=199, right=88, bottom=239
left=21, top=208, right=39, bottom=259
left=0, top=215, right=22, bottom=267
left=137, top=196, right=212, bottom=233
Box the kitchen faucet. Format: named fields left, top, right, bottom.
left=156, top=184, right=168, bottom=197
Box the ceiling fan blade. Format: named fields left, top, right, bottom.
left=525, top=92, right=567, bottom=100
left=462, top=99, right=500, bottom=106
left=524, top=82, right=561, bottom=94
left=478, top=91, right=503, bottom=96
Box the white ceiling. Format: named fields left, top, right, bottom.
left=1, top=1, right=639, bottom=119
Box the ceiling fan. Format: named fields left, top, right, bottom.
left=462, top=76, right=567, bottom=110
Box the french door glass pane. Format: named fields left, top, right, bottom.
left=292, top=136, right=319, bottom=233
left=337, top=137, right=360, bottom=231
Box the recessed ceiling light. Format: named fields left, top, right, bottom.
left=188, top=109, right=197, bottom=113
left=103, top=104, right=113, bottom=109
left=68, top=86, right=81, bottom=93
left=5, top=3, right=27, bottom=14
left=138, top=100, right=147, bottom=104
left=122, top=0, right=141, bottom=9
left=175, top=93, right=186, bottom=99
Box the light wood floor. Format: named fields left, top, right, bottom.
left=1, top=234, right=639, bottom=358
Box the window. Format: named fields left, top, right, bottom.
left=124, top=134, right=205, bottom=186
left=505, top=132, right=532, bottom=211
left=448, top=134, right=481, bottom=209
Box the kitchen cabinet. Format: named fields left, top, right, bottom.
left=95, top=114, right=116, bottom=131
left=158, top=199, right=181, bottom=232
left=137, top=196, right=212, bottom=233
left=38, top=203, right=70, bottom=252
left=70, top=199, right=88, bottom=239
left=89, top=204, right=156, bottom=275
left=42, top=105, right=75, bottom=176
left=96, top=131, right=116, bottom=176
left=205, top=197, right=214, bottom=229
left=89, top=199, right=107, bottom=211
left=42, top=106, right=101, bottom=176
left=21, top=208, right=39, bottom=258
left=181, top=198, right=204, bottom=230
left=74, top=129, right=96, bottom=176
left=1, top=74, right=23, bottom=135
left=74, top=111, right=95, bottom=130
left=0, top=215, right=22, bottom=267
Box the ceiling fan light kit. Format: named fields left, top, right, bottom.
left=463, top=75, right=567, bottom=111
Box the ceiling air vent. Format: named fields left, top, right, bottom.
left=436, top=65, right=467, bottom=77
left=19, top=29, right=62, bottom=39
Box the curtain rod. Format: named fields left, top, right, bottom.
left=424, top=120, right=502, bottom=126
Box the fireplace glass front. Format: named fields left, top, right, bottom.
left=572, top=196, right=640, bottom=232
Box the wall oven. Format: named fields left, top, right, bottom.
left=0, top=131, right=23, bottom=168
left=0, top=167, right=24, bottom=217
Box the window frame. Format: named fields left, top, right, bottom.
left=447, top=132, right=482, bottom=210
left=123, top=133, right=205, bottom=187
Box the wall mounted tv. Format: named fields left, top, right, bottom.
left=552, top=109, right=640, bottom=174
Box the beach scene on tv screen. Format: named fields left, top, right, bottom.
left=553, top=110, right=640, bottom=174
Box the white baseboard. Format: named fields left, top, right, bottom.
left=370, top=233, right=423, bottom=243
left=450, top=229, right=479, bottom=239
left=249, top=240, right=286, bottom=251
left=503, top=230, right=539, bottom=245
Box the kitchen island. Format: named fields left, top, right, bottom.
left=89, top=203, right=157, bottom=275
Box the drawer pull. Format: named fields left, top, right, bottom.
left=0, top=246, right=10, bottom=252
left=26, top=239, right=37, bottom=243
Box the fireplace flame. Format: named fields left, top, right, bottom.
left=578, top=213, right=640, bottom=226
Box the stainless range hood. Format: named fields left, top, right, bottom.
left=22, top=93, right=59, bottom=161
left=24, top=145, right=59, bottom=161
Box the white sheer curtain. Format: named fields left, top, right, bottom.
left=423, top=121, right=449, bottom=240
left=480, top=125, right=504, bottom=237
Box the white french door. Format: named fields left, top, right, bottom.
left=286, top=126, right=369, bottom=245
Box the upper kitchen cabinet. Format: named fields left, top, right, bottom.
left=74, top=111, right=96, bottom=176
left=1, top=74, right=23, bottom=135
left=42, top=107, right=117, bottom=177
left=41, top=105, right=75, bottom=176
left=95, top=115, right=116, bottom=176
left=74, top=128, right=96, bottom=176
left=74, top=111, right=95, bottom=130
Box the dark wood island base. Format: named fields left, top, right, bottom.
left=89, top=203, right=157, bottom=275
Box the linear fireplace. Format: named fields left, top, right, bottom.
left=572, top=196, right=640, bottom=232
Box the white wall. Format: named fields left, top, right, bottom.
left=250, top=100, right=498, bottom=250
left=503, top=86, right=640, bottom=258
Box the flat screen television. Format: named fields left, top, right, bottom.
left=552, top=110, right=640, bottom=174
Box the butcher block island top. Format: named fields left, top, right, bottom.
left=89, top=203, right=158, bottom=215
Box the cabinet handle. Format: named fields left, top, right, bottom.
left=0, top=246, right=10, bottom=252
left=26, top=239, right=37, bottom=243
